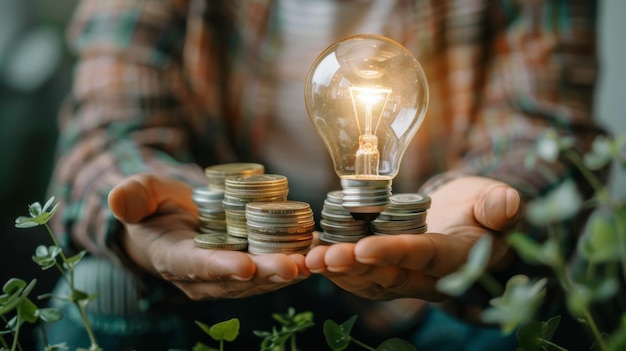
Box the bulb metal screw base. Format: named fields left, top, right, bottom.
left=340, top=178, right=392, bottom=220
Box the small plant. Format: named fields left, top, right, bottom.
left=192, top=318, right=240, bottom=351
left=323, top=316, right=416, bottom=351
left=7, top=197, right=101, bottom=351
left=254, top=307, right=315, bottom=351
left=436, top=130, right=626, bottom=351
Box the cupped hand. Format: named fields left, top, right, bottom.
left=305, top=176, right=521, bottom=301
left=108, top=174, right=310, bottom=300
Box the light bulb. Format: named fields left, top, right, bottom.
left=305, top=34, right=428, bottom=219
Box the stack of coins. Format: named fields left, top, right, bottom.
left=193, top=163, right=268, bottom=251
left=319, top=190, right=372, bottom=244
left=192, top=186, right=227, bottom=234
left=204, top=163, right=264, bottom=191
left=372, top=193, right=431, bottom=235
left=223, top=174, right=289, bottom=238
left=246, top=201, right=315, bottom=255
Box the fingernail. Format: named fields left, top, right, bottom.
left=505, top=188, right=521, bottom=218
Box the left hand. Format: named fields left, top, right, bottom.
left=305, top=176, right=521, bottom=301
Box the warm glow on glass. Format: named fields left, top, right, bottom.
left=305, top=34, right=428, bottom=217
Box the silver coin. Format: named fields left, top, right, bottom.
left=194, top=233, right=248, bottom=250
left=388, top=193, right=431, bottom=211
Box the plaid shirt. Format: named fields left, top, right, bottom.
left=49, top=0, right=602, bottom=326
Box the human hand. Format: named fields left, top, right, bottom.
left=305, top=176, right=521, bottom=301
left=108, top=174, right=310, bottom=300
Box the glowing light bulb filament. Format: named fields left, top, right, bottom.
left=349, top=86, right=391, bottom=177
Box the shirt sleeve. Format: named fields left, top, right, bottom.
left=48, top=0, right=210, bottom=263
left=420, top=0, right=603, bottom=202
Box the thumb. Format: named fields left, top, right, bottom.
left=108, top=174, right=196, bottom=223
left=474, top=184, right=521, bottom=232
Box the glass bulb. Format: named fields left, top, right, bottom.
left=304, top=34, right=428, bottom=219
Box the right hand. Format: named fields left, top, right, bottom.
left=108, top=174, right=310, bottom=300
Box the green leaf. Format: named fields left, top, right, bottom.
left=525, top=180, right=582, bottom=226
left=17, top=297, right=39, bottom=324
left=437, top=236, right=492, bottom=296
left=37, top=307, right=63, bottom=323
left=0, top=278, right=36, bottom=316
left=482, top=275, right=547, bottom=334
left=515, top=316, right=562, bottom=351
left=436, top=270, right=474, bottom=297
left=29, top=202, right=43, bottom=217
left=65, top=250, right=87, bottom=264
left=466, top=235, right=492, bottom=273
left=68, top=289, right=89, bottom=303
left=209, top=318, right=239, bottom=342
left=579, top=210, right=620, bottom=263
left=323, top=316, right=357, bottom=351
left=376, top=338, right=417, bottom=351
left=15, top=217, right=39, bottom=228
left=42, top=196, right=56, bottom=213
left=15, top=198, right=60, bottom=228
left=33, top=245, right=62, bottom=270
left=191, top=342, right=218, bottom=351
left=507, top=233, right=545, bottom=265
left=583, top=135, right=614, bottom=170
left=195, top=320, right=213, bottom=336
left=272, top=307, right=296, bottom=325
left=541, top=315, right=561, bottom=341
left=63, top=250, right=88, bottom=270
left=507, top=233, right=544, bottom=264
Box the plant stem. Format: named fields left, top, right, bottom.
left=350, top=338, right=376, bottom=351
left=44, top=224, right=69, bottom=263
left=564, top=150, right=607, bottom=200
left=478, top=272, right=504, bottom=297
left=73, top=300, right=99, bottom=350
left=39, top=324, right=50, bottom=350
left=0, top=334, right=8, bottom=349
left=546, top=224, right=608, bottom=351
left=289, top=334, right=298, bottom=351
left=44, top=224, right=99, bottom=350
left=10, top=314, right=21, bottom=351
left=542, top=338, right=569, bottom=351
left=582, top=309, right=607, bottom=351
left=54, top=262, right=71, bottom=287
left=552, top=256, right=607, bottom=351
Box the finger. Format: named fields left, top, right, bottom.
left=474, top=184, right=521, bottom=232
left=354, top=234, right=478, bottom=277
left=158, top=241, right=257, bottom=283
left=304, top=244, right=330, bottom=273
left=319, top=243, right=376, bottom=276
left=306, top=243, right=372, bottom=275
left=250, top=254, right=301, bottom=283
left=108, top=174, right=197, bottom=223
left=288, top=254, right=312, bottom=278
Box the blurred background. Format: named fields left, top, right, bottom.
left=0, top=0, right=624, bottom=349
